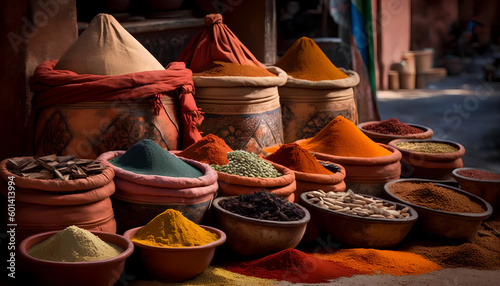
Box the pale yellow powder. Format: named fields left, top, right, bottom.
left=27, top=225, right=123, bottom=262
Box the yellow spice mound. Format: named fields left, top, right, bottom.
left=132, top=209, right=218, bottom=248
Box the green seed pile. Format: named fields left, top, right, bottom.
left=211, top=150, right=282, bottom=178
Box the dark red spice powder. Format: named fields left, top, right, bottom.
left=226, top=248, right=363, bottom=283
left=457, top=169, right=500, bottom=180
left=364, top=118, right=424, bottom=135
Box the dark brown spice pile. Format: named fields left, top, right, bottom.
left=387, top=182, right=485, bottom=213
left=219, top=190, right=305, bottom=221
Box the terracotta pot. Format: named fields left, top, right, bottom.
left=279, top=69, right=359, bottom=143
left=123, top=225, right=225, bottom=283
left=19, top=230, right=134, bottom=286
left=384, top=179, right=492, bottom=240
left=299, top=192, right=418, bottom=247
left=193, top=66, right=287, bottom=155
left=413, top=49, right=434, bottom=73
left=97, top=150, right=218, bottom=233
left=211, top=197, right=309, bottom=257
left=215, top=161, right=296, bottom=202
left=358, top=121, right=433, bottom=145
left=34, top=98, right=181, bottom=159
left=0, top=157, right=117, bottom=242
left=452, top=168, right=500, bottom=212
left=389, top=139, right=465, bottom=180
left=308, top=143, right=402, bottom=197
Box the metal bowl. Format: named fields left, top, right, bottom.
left=299, top=192, right=418, bottom=248
left=211, top=196, right=310, bottom=257
left=384, top=178, right=493, bottom=240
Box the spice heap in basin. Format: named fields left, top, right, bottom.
left=452, top=167, right=500, bottom=211
left=384, top=179, right=492, bottom=240
left=212, top=190, right=310, bottom=257
left=358, top=118, right=433, bottom=145
left=299, top=189, right=417, bottom=248
left=123, top=209, right=226, bottom=283
left=19, top=226, right=133, bottom=286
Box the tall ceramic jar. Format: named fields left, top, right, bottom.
left=193, top=66, right=288, bottom=155
left=279, top=69, right=360, bottom=143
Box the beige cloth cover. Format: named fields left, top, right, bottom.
left=55, top=13, right=164, bottom=75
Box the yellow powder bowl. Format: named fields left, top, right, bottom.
left=18, top=230, right=134, bottom=286
left=123, top=225, right=226, bottom=283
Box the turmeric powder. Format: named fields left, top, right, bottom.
left=312, top=248, right=441, bottom=276
left=275, top=36, right=348, bottom=81
left=131, top=209, right=218, bottom=247
left=299, top=116, right=392, bottom=157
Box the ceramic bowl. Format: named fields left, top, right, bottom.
left=123, top=225, right=226, bottom=283
left=452, top=168, right=500, bottom=211
left=19, top=230, right=134, bottom=286
left=358, top=121, right=433, bottom=145
left=388, top=139, right=465, bottom=180
left=211, top=196, right=310, bottom=257
left=384, top=178, right=493, bottom=240
left=299, top=192, right=418, bottom=248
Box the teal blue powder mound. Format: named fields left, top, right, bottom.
left=109, top=139, right=203, bottom=178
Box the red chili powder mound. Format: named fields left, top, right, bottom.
left=363, top=118, right=425, bottom=135
left=388, top=182, right=485, bottom=213
left=226, top=248, right=363, bottom=283
left=177, top=134, right=233, bottom=165
left=457, top=169, right=500, bottom=180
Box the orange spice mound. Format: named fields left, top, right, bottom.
left=299, top=116, right=392, bottom=157
left=311, top=248, right=442, bottom=276
left=193, top=61, right=277, bottom=77
left=275, top=36, right=348, bottom=81
left=265, top=143, right=333, bottom=175
left=178, top=134, right=233, bottom=165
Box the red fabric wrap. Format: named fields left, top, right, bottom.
left=177, top=13, right=266, bottom=73
left=29, top=60, right=203, bottom=148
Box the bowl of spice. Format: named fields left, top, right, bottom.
left=211, top=150, right=297, bottom=201
left=212, top=190, right=310, bottom=257
left=384, top=179, right=493, bottom=240
left=123, top=209, right=226, bottom=283
left=19, top=225, right=133, bottom=286
left=452, top=167, right=500, bottom=211
left=358, top=118, right=433, bottom=145
left=388, top=139, right=465, bottom=180
left=299, top=189, right=418, bottom=248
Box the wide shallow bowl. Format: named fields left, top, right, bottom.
left=384, top=178, right=493, bottom=240
left=211, top=196, right=310, bottom=257
left=299, top=192, right=418, bottom=248
left=452, top=168, right=500, bottom=211
left=123, top=225, right=226, bottom=283
left=389, top=139, right=465, bottom=180
left=19, top=230, right=134, bottom=286
left=358, top=121, right=433, bottom=145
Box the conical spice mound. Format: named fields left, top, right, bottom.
left=275, top=36, right=348, bottom=81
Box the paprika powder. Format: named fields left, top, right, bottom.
left=178, top=134, right=233, bottom=166
left=265, top=143, right=333, bottom=175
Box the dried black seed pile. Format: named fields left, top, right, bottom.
left=218, top=190, right=306, bottom=221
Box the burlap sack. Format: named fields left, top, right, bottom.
left=55, top=13, right=164, bottom=75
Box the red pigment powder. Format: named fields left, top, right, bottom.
left=457, top=169, right=500, bottom=180
left=226, top=248, right=362, bottom=283
left=364, top=118, right=425, bottom=135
